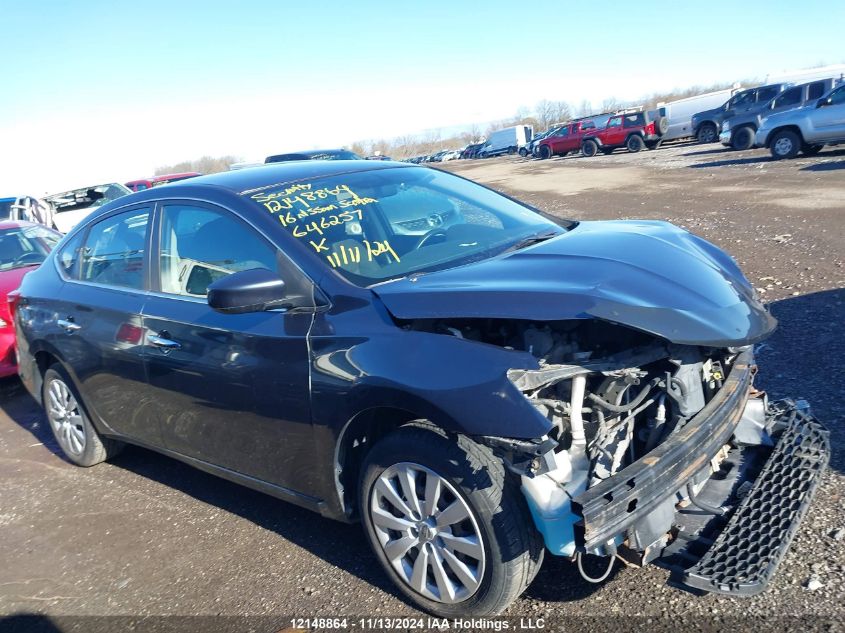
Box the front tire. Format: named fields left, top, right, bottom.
left=359, top=425, right=543, bottom=617
left=518, top=148, right=528, bottom=157
left=770, top=130, right=801, bottom=159
left=731, top=126, right=755, bottom=150
left=697, top=122, right=717, bottom=143
left=42, top=365, right=124, bottom=467
left=538, top=145, right=552, bottom=160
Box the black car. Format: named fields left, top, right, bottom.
left=14, top=161, right=828, bottom=617
left=264, top=149, right=363, bottom=163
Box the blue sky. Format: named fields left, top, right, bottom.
left=2, top=0, right=844, bottom=192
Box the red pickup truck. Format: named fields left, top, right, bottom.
left=581, top=111, right=667, bottom=156
left=536, top=115, right=612, bottom=159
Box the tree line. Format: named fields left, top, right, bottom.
left=154, top=80, right=746, bottom=171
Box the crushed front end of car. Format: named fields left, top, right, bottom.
left=505, top=332, right=829, bottom=596
left=374, top=219, right=829, bottom=596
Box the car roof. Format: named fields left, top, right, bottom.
left=124, top=160, right=413, bottom=198
left=0, top=220, right=44, bottom=230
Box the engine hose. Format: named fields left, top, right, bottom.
left=587, top=377, right=661, bottom=413
left=686, top=482, right=727, bottom=516
left=576, top=552, right=615, bottom=583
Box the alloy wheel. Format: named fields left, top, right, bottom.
left=369, top=462, right=485, bottom=604
left=774, top=136, right=793, bottom=157
left=47, top=378, right=86, bottom=456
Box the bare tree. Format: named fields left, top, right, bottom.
left=600, top=97, right=624, bottom=112
left=576, top=99, right=593, bottom=117
left=549, top=101, right=572, bottom=125
left=155, top=154, right=242, bottom=176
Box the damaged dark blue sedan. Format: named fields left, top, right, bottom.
left=14, top=161, right=829, bottom=616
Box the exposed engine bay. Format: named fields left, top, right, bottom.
left=404, top=317, right=732, bottom=488
left=402, top=317, right=764, bottom=577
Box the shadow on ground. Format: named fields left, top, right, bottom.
left=801, top=160, right=845, bottom=172
left=756, top=288, right=845, bottom=473
left=689, top=155, right=773, bottom=168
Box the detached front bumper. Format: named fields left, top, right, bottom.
left=569, top=349, right=829, bottom=596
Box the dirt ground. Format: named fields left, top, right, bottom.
left=1, top=141, right=843, bottom=632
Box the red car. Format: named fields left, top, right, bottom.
left=536, top=115, right=611, bottom=159
left=0, top=221, right=62, bottom=377
left=125, top=172, right=202, bottom=192
left=580, top=111, right=667, bottom=156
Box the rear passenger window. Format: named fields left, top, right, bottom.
left=80, top=208, right=150, bottom=289
left=756, top=87, right=779, bottom=103
left=623, top=114, right=643, bottom=127
left=808, top=82, right=826, bottom=100
left=773, top=87, right=801, bottom=108
left=158, top=204, right=278, bottom=297
left=57, top=231, right=84, bottom=279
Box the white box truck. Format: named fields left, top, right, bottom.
left=658, top=87, right=741, bottom=141
left=479, top=125, right=533, bottom=157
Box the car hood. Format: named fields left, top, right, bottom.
left=372, top=220, right=776, bottom=347
left=760, top=104, right=813, bottom=127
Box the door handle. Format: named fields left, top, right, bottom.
left=57, top=318, right=81, bottom=333
left=148, top=333, right=181, bottom=350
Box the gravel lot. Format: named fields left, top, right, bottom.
left=1, top=141, right=843, bottom=632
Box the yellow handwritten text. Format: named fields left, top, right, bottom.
left=326, top=240, right=400, bottom=268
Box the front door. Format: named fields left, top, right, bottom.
left=603, top=116, right=624, bottom=146
left=142, top=202, right=315, bottom=492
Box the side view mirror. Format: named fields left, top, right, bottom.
left=817, top=97, right=831, bottom=108
left=207, top=268, right=288, bottom=314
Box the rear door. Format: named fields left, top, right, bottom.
left=52, top=206, right=158, bottom=442
left=141, top=201, right=316, bottom=491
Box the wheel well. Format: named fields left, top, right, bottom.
left=334, top=407, right=431, bottom=519
left=34, top=350, right=55, bottom=377
left=626, top=132, right=644, bottom=141
left=767, top=125, right=803, bottom=147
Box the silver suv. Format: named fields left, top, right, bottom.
left=756, top=83, right=845, bottom=159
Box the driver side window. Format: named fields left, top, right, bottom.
left=829, top=86, right=845, bottom=105
left=158, top=204, right=279, bottom=297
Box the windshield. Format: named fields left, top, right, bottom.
left=0, top=225, right=61, bottom=271
left=46, top=183, right=131, bottom=214
left=246, top=167, right=564, bottom=286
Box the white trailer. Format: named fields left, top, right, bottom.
left=765, top=64, right=845, bottom=86
left=658, top=87, right=741, bottom=141
left=479, top=125, right=533, bottom=157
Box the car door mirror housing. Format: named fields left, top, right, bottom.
left=207, top=268, right=289, bottom=314
left=817, top=97, right=830, bottom=108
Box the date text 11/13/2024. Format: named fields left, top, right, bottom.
left=289, top=617, right=548, bottom=630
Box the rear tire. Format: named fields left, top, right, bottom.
left=581, top=140, right=598, bottom=157
left=731, top=126, right=756, bottom=151
left=538, top=145, right=552, bottom=160
left=626, top=135, right=645, bottom=153
left=770, top=130, right=801, bottom=159
left=697, top=123, right=717, bottom=143
left=801, top=144, right=824, bottom=156
left=42, top=365, right=124, bottom=467
left=507, top=147, right=516, bottom=155
left=359, top=425, right=543, bottom=618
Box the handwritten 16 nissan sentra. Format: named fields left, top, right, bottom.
left=14, top=161, right=828, bottom=616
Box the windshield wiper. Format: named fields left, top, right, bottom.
left=499, top=230, right=561, bottom=255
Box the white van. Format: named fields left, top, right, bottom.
left=479, top=125, right=534, bottom=157
left=658, top=87, right=741, bottom=141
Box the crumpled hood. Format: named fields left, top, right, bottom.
left=372, top=220, right=776, bottom=347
